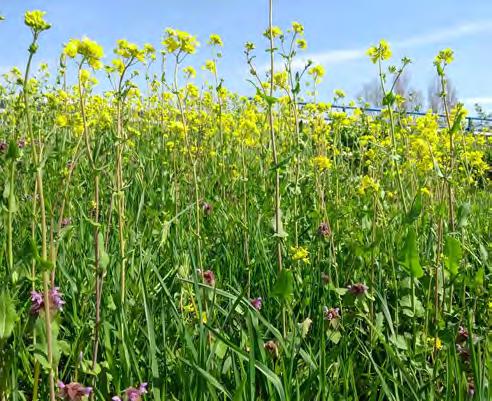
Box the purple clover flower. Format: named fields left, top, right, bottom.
left=250, top=297, right=262, bottom=310
left=57, top=380, right=92, bottom=400
left=347, top=283, right=368, bottom=296
left=113, top=383, right=148, bottom=401
left=202, top=270, right=215, bottom=286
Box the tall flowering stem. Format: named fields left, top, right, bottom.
left=267, top=0, right=283, bottom=272
left=22, top=11, right=55, bottom=401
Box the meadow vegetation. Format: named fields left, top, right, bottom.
left=0, top=6, right=490, bottom=401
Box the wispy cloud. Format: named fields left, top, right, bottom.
left=463, top=96, right=492, bottom=105
left=282, top=20, right=492, bottom=70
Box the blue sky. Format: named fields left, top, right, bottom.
left=1, top=0, right=492, bottom=112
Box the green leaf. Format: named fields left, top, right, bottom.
left=398, top=227, right=423, bottom=278
left=405, top=193, right=422, bottom=224
left=382, top=92, right=396, bottom=106
left=444, top=235, right=462, bottom=276
left=457, top=202, right=471, bottom=229
left=98, top=232, right=109, bottom=270
left=0, top=291, right=16, bottom=340
left=271, top=269, right=294, bottom=302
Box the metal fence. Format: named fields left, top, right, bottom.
left=305, top=104, right=492, bottom=137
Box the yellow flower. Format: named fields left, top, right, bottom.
left=55, top=115, right=68, bottom=127
left=263, top=26, right=283, bottom=39
left=428, top=336, right=443, bottom=350
left=435, top=48, right=454, bottom=65
left=208, top=34, right=223, bottom=47
left=367, top=39, right=392, bottom=63
left=296, top=38, right=307, bottom=50
left=308, top=64, right=325, bottom=82
left=291, top=246, right=310, bottom=264
left=273, top=71, right=288, bottom=89
left=162, top=28, right=199, bottom=54
left=291, top=21, right=304, bottom=34
left=112, top=58, right=125, bottom=74
left=115, top=39, right=146, bottom=62
left=64, top=37, right=104, bottom=69
left=358, top=175, right=380, bottom=195
left=420, top=187, right=431, bottom=196
left=183, top=66, right=196, bottom=79
left=204, top=60, right=216, bottom=73
left=334, top=89, right=346, bottom=98
left=24, top=10, right=51, bottom=32
left=312, top=155, right=332, bottom=171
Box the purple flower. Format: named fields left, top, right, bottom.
left=456, top=344, right=471, bottom=363
left=17, top=139, right=26, bottom=148
left=30, top=290, right=44, bottom=315
left=264, top=340, right=279, bottom=359
left=456, top=326, right=469, bottom=343
left=57, top=380, right=92, bottom=400
left=202, top=202, right=212, bottom=216
left=347, top=283, right=368, bottom=296
left=202, top=270, right=215, bottom=286
left=49, top=287, right=65, bottom=311
left=323, top=306, right=340, bottom=321
left=250, top=297, right=262, bottom=310
left=113, top=383, right=148, bottom=401
left=321, top=272, right=330, bottom=285
left=61, top=217, right=72, bottom=228
left=467, top=379, right=475, bottom=396
left=30, top=287, right=65, bottom=316
left=317, top=222, right=331, bottom=238
left=0, top=141, right=7, bottom=152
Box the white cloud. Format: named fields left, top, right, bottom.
left=463, top=97, right=492, bottom=105
left=274, top=20, right=492, bottom=70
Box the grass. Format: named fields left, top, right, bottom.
left=0, top=7, right=491, bottom=401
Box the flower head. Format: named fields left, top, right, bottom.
left=202, top=270, right=215, bottom=286
left=202, top=202, right=213, bottom=216
left=323, top=306, right=340, bottom=321
left=264, top=340, right=279, bottom=358
left=208, top=34, right=223, bottom=47
left=308, top=64, right=325, bottom=83
left=30, top=287, right=65, bottom=315
left=64, top=37, right=104, bottom=69
left=24, top=10, right=51, bottom=33
left=366, top=40, right=392, bottom=64
left=347, top=283, right=368, bottom=296
left=263, top=26, right=283, bottom=39
left=57, top=380, right=92, bottom=400
left=250, top=297, right=262, bottom=310
left=291, top=246, right=310, bottom=264
left=317, top=222, right=331, bottom=238
left=112, top=383, right=147, bottom=401
left=162, top=28, right=199, bottom=55
left=291, top=22, right=304, bottom=35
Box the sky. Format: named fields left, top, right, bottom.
left=1, top=0, right=492, bottom=112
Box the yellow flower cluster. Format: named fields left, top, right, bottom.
left=308, top=65, right=325, bottom=83
left=312, top=155, right=332, bottom=171
left=367, top=40, right=392, bottom=64
left=24, top=10, right=51, bottom=32
left=208, top=34, right=223, bottom=47
left=358, top=175, right=380, bottom=195
left=64, top=37, right=104, bottom=69
left=291, top=246, right=310, bottom=264
left=162, top=28, right=199, bottom=54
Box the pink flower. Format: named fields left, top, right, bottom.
left=57, top=380, right=92, bottom=400
left=347, top=283, right=368, bottom=296
left=323, top=306, right=340, bottom=321
left=202, top=270, right=215, bottom=286
left=250, top=297, right=262, bottom=310
left=113, top=383, right=148, bottom=401
left=30, top=287, right=65, bottom=316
